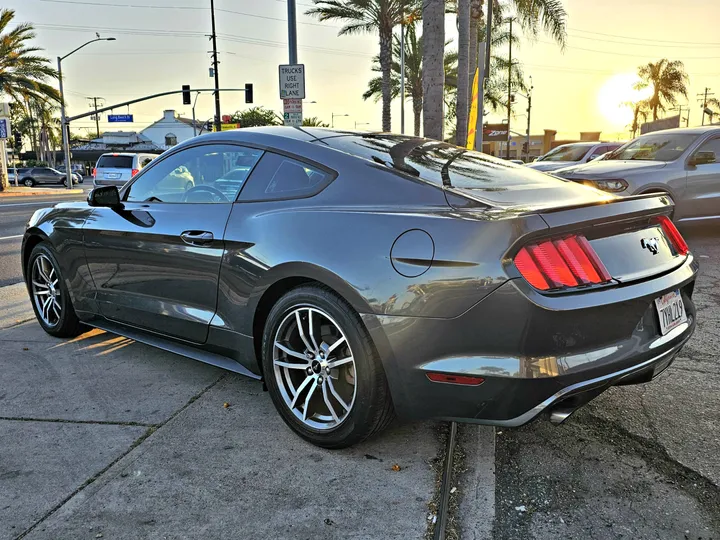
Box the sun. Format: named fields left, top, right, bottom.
left=597, top=73, right=653, bottom=127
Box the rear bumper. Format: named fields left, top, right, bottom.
left=363, top=255, right=698, bottom=425
left=93, top=178, right=127, bottom=187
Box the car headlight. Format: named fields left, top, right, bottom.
left=585, top=179, right=628, bottom=193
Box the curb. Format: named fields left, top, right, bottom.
left=0, top=188, right=85, bottom=197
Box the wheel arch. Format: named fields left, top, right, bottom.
left=249, top=263, right=374, bottom=374
left=21, top=230, right=51, bottom=281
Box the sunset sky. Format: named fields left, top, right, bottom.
left=8, top=0, right=720, bottom=142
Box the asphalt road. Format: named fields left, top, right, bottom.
left=0, top=187, right=90, bottom=287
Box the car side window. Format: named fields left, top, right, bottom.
left=140, top=157, right=154, bottom=168
left=124, top=144, right=263, bottom=203
left=238, top=152, right=333, bottom=202
left=694, top=137, right=720, bottom=164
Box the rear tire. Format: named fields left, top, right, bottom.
left=24, top=178, right=35, bottom=187
left=27, top=243, right=84, bottom=338
left=261, top=285, right=395, bottom=449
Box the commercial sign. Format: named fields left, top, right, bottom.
left=219, top=123, right=241, bottom=131
left=483, top=123, right=509, bottom=142
left=107, top=114, right=133, bottom=123
left=279, top=64, right=305, bottom=99
left=640, top=115, right=680, bottom=135
left=0, top=117, right=10, bottom=139
left=283, top=112, right=302, bottom=127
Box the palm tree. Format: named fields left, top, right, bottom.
left=455, top=0, right=471, bottom=146
left=0, top=9, right=59, bottom=104
left=302, top=116, right=330, bottom=127
left=363, top=25, right=457, bottom=135
left=624, top=99, right=650, bottom=138
left=307, top=0, right=420, bottom=132
left=636, top=59, right=688, bottom=121
left=422, top=0, right=445, bottom=140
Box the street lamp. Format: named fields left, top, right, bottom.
left=355, top=121, right=370, bottom=130
left=58, top=36, right=116, bottom=189
left=331, top=113, right=349, bottom=128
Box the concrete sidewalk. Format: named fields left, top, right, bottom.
left=0, top=186, right=84, bottom=197
left=0, top=284, right=495, bottom=540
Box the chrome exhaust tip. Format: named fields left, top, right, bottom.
left=549, top=408, right=574, bottom=424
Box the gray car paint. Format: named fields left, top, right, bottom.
left=555, top=126, right=720, bottom=222
left=526, top=142, right=623, bottom=172
left=21, top=127, right=698, bottom=427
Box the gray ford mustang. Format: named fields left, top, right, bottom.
left=22, top=127, right=698, bottom=448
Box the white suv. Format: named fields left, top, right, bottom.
left=93, top=153, right=158, bottom=187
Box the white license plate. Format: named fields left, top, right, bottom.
left=654, top=290, right=687, bottom=335
left=105, top=173, right=120, bottom=179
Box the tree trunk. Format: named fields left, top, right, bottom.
left=456, top=0, right=470, bottom=147
left=413, top=93, right=422, bottom=136
left=379, top=26, right=393, bottom=132
left=422, top=0, right=445, bottom=140
left=468, top=0, right=483, bottom=117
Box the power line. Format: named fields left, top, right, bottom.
left=567, top=32, right=720, bottom=50
left=536, top=39, right=720, bottom=60
left=568, top=27, right=720, bottom=46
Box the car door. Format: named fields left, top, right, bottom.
left=82, top=142, right=263, bottom=343
left=683, top=136, right=720, bottom=220
left=33, top=168, right=52, bottom=184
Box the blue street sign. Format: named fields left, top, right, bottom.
left=0, top=118, right=9, bottom=139
left=108, top=114, right=133, bottom=123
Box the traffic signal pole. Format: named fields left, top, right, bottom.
left=210, top=0, right=221, bottom=132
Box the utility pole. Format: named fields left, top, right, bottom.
left=88, top=97, right=104, bottom=137
left=698, top=87, right=714, bottom=126
left=400, top=11, right=405, bottom=134
left=287, top=0, right=298, bottom=63
left=475, top=0, right=493, bottom=151
left=506, top=17, right=513, bottom=160
left=210, top=0, right=221, bottom=132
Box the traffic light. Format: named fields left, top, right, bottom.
left=182, top=85, right=191, bottom=105
left=13, top=131, right=21, bottom=149
left=522, top=142, right=529, bottom=155
left=245, top=83, right=253, bottom=104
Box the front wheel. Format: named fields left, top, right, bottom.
left=262, top=285, right=394, bottom=449
left=24, top=178, right=35, bottom=187
left=27, top=243, right=84, bottom=338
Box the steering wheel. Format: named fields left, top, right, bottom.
left=182, top=184, right=229, bottom=203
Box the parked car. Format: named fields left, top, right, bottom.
left=93, top=152, right=158, bottom=187
left=554, top=127, right=720, bottom=223
left=526, top=142, right=624, bottom=172
left=18, top=167, right=80, bottom=187
left=22, top=127, right=697, bottom=448
left=56, top=165, right=84, bottom=182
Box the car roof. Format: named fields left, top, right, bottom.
left=640, top=126, right=720, bottom=136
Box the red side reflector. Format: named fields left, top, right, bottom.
left=131, top=168, right=139, bottom=177
left=656, top=215, right=689, bottom=256
left=427, top=373, right=485, bottom=386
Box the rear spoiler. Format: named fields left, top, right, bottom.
left=538, top=193, right=674, bottom=231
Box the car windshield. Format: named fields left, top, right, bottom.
left=607, top=133, right=698, bottom=161
left=537, top=145, right=591, bottom=162
left=97, top=155, right=134, bottom=168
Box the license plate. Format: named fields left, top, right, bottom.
left=105, top=173, right=120, bottom=179
left=654, top=290, right=687, bottom=335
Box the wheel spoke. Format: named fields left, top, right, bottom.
left=302, top=382, right=318, bottom=421
left=275, top=341, right=308, bottom=361
left=274, top=360, right=308, bottom=370
left=295, top=311, right=316, bottom=354
left=327, top=336, right=346, bottom=354
left=321, top=381, right=340, bottom=423
left=32, top=280, right=49, bottom=290
left=35, top=259, right=49, bottom=283
left=290, top=375, right=315, bottom=409
left=40, top=258, right=52, bottom=283
left=34, top=289, right=50, bottom=296
left=41, top=297, right=52, bottom=322
left=51, top=302, right=61, bottom=321
left=326, top=356, right=353, bottom=369
left=327, top=377, right=350, bottom=412
left=307, top=309, right=321, bottom=353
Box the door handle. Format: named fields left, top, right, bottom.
left=181, top=231, right=214, bottom=246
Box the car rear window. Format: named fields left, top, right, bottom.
left=97, top=155, right=133, bottom=168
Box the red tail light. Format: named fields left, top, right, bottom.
left=92, top=168, right=97, bottom=178
left=131, top=168, right=139, bottom=177
left=656, top=216, right=689, bottom=256
left=514, top=234, right=611, bottom=291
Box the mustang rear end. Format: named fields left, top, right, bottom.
left=367, top=194, right=697, bottom=426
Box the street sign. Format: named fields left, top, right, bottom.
left=279, top=64, right=305, bottom=100
left=0, top=118, right=10, bottom=139
left=108, top=114, right=133, bottom=123
left=283, top=98, right=302, bottom=114
left=283, top=112, right=302, bottom=127
left=222, top=115, right=232, bottom=124
left=217, top=123, right=241, bottom=131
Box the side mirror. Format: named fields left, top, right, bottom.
left=689, top=151, right=716, bottom=166
left=88, top=186, right=122, bottom=208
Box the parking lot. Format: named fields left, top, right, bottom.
left=0, top=220, right=718, bottom=540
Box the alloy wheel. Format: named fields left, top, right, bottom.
left=273, top=306, right=357, bottom=430
left=31, top=254, right=62, bottom=327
